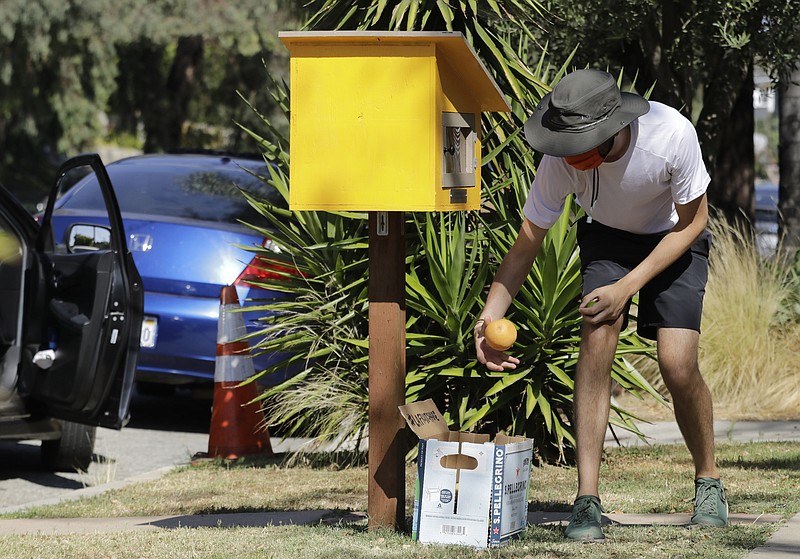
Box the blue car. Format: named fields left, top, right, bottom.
left=49, top=152, right=291, bottom=394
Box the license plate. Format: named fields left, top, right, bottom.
left=140, top=316, right=158, bottom=349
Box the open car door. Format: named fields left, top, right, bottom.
left=26, top=154, right=143, bottom=430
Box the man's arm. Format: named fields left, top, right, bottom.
left=476, top=218, right=549, bottom=371
left=581, top=193, right=709, bottom=323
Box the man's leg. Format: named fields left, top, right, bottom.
left=656, top=328, right=718, bottom=479
left=574, top=315, right=624, bottom=498
left=657, top=327, right=728, bottom=526
left=564, top=315, right=624, bottom=541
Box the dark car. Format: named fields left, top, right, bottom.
left=0, top=154, right=142, bottom=471
left=48, top=153, right=291, bottom=395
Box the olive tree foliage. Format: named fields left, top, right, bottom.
left=109, top=0, right=297, bottom=153
left=0, top=0, right=297, bottom=201
left=535, top=0, right=800, bottom=224
left=0, top=0, right=117, bottom=180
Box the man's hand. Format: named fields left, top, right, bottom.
left=475, top=318, right=520, bottom=371
left=579, top=283, right=630, bottom=324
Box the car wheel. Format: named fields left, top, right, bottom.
left=41, top=421, right=97, bottom=472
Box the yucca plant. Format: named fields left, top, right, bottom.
left=238, top=0, right=661, bottom=463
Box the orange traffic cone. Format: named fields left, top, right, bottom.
left=207, top=285, right=273, bottom=459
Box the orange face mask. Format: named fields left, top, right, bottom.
left=564, top=147, right=605, bottom=170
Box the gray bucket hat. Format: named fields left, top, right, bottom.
left=524, top=69, right=650, bottom=157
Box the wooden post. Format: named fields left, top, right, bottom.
left=367, top=210, right=406, bottom=530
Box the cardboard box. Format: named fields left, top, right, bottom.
left=399, top=399, right=533, bottom=547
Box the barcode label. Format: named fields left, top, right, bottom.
left=441, top=524, right=466, bottom=536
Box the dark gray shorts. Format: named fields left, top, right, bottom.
left=576, top=217, right=711, bottom=340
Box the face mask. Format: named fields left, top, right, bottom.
left=564, top=148, right=605, bottom=170
left=564, top=136, right=616, bottom=171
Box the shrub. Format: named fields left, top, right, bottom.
left=698, top=218, right=800, bottom=417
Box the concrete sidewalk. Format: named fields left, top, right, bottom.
left=0, top=420, right=797, bottom=559
left=605, top=419, right=800, bottom=448
left=0, top=507, right=796, bottom=558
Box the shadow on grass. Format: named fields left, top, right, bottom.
left=194, top=450, right=369, bottom=470
left=149, top=509, right=368, bottom=530
left=719, top=455, right=800, bottom=470
left=715, top=524, right=778, bottom=554
left=528, top=500, right=571, bottom=513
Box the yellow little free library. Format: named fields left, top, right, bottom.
left=279, top=31, right=510, bottom=212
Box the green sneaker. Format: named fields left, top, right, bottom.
left=564, top=495, right=605, bottom=541
left=690, top=477, right=729, bottom=527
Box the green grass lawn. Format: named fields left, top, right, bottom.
left=0, top=441, right=798, bottom=559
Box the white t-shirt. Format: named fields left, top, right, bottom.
left=522, top=101, right=710, bottom=234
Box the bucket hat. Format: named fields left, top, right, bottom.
left=524, top=69, right=649, bottom=157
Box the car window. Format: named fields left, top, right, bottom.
left=59, top=159, right=286, bottom=225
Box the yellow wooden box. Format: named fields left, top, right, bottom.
left=279, top=31, right=510, bottom=212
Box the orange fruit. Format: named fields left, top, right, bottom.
left=484, top=318, right=517, bottom=351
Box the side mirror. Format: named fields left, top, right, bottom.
left=66, top=224, right=111, bottom=253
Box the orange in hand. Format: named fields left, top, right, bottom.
left=484, top=318, right=517, bottom=351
